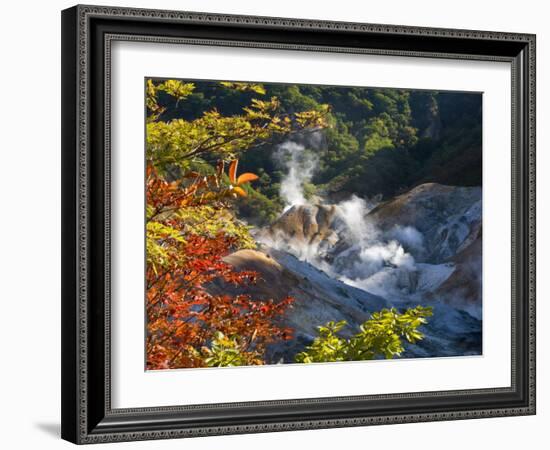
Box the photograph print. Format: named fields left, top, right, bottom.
left=145, top=78, right=482, bottom=370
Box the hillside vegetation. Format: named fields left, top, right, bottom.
left=153, top=79, right=481, bottom=224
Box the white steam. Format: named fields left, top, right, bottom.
left=336, top=195, right=376, bottom=241
left=387, top=225, right=425, bottom=256
left=262, top=139, right=455, bottom=301
left=274, top=141, right=319, bottom=210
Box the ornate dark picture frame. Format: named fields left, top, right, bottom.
left=61, top=4, right=536, bottom=444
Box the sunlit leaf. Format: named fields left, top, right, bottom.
left=228, top=160, right=238, bottom=184
left=232, top=186, right=247, bottom=197
left=236, top=173, right=259, bottom=184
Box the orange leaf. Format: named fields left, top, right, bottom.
left=228, top=160, right=238, bottom=184
left=236, top=173, right=259, bottom=185
left=232, top=186, right=247, bottom=197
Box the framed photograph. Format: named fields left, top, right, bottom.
left=61, top=4, right=536, bottom=444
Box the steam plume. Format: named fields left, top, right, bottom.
left=274, top=141, right=319, bottom=210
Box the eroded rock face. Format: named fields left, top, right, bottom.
left=209, top=248, right=388, bottom=363
left=268, top=204, right=337, bottom=243
left=260, top=204, right=342, bottom=256
left=432, top=229, right=482, bottom=319
left=368, top=183, right=483, bottom=319
left=221, top=250, right=300, bottom=302
left=369, top=183, right=482, bottom=263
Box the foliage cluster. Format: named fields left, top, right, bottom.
left=295, top=306, right=433, bottom=363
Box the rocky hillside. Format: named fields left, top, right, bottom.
left=214, top=183, right=483, bottom=362
left=369, top=183, right=482, bottom=264
left=211, top=248, right=388, bottom=363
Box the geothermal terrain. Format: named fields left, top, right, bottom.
left=212, top=168, right=483, bottom=363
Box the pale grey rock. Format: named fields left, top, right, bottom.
left=215, top=183, right=483, bottom=361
